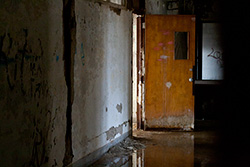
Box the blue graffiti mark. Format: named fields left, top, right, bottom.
left=81, top=55, right=85, bottom=66
left=0, top=54, right=36, bottom=67
left=56, top=55, right=59, bottom=62
left=81, top=43, right=85, bottom=66
left=81, top=43, right=83, bottom=50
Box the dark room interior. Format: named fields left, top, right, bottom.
left=1, top=0, right=250, bottom=166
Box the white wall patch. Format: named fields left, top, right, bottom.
left=166, top=82, right=172, bottom=89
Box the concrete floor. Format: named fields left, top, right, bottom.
left=90, top=124, right=224, bottom=167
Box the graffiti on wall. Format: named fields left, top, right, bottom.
left=207, top=48, right=223, bottom=67
left=0, top=29, right=54, bottom=166
left=202, top=23, right=224, bottom=80
left=81, top=43, right=85, bottom=66
left=0, top=29, right=48, bottom=97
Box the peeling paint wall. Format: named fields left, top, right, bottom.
left=72, top=1, right=132, bottom=163
left=0, top=0, right=66, bottom=167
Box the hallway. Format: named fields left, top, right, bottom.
left=1, top=0, right=250, bottom=167
left=89, top=122, right=221, bottom=167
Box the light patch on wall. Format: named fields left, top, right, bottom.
left=160, top=55, right=168, bottom=60
left=166, top=82, right=172, bottom=89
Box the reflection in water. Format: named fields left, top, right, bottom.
left=132, top=149, right=144, bottom=167
left=132, top=133, right=194, bottom=167
left=90, top=156, right=131, bottom=167
left=91, top=130, right=219, bottom=167
left=91, top=131, right=197, bottom=167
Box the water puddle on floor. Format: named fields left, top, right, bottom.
left=90, top=130, right=217, bottom=167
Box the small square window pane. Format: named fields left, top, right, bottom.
left=175, top=32, right=189, bottom=60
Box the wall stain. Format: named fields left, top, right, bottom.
left=116, top=103, right=122, bottom=113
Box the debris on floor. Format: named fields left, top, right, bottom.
left=90, top=137, right=146, bottom=167
left=108, top=137, right=146, bottom=156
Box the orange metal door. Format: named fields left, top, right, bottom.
left=145, top=15, right=195, bottom=130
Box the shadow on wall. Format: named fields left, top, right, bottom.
left=0, top=0, right=67, bottom=166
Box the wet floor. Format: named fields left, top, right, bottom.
left=90, top=127, right=222, bottom=167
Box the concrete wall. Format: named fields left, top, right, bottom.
left=0, top=0, right=132, bottom=166
left=72, top=0, right=132, bottom=163
left=0, top=0, right=66, bottom=166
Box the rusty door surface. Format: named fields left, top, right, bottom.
left=145, top=15, right=195, bottom=130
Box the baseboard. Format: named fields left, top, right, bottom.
left=69, top=130, right=131, bottom=167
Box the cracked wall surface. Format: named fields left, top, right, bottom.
left=0, top=0, right=132, bottom=166
left=62, top=0, right=76, bottom=165
left=0, top=0, right=66, bottom=166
